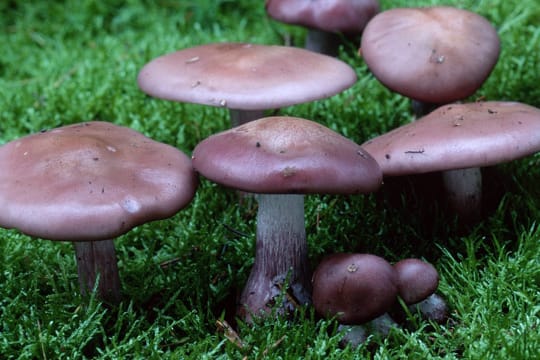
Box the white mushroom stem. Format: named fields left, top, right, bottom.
left=238, top=194, right=311, bottom=321
left=441, top=167, right=482, bottom=223
left=229, top=109, right=266, bottom=128
left=408, top=293, right=448, bottom=323
left=305, top=29, right=342, bottom=57
left=73, top=240, right=121, bottom=304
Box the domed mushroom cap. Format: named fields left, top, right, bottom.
left=266, top=0, right=380, bottom=34
left=0, top=121, right=198, bottom=241
left=394, top=258, right=439, bottom=305
left=137, top=42, right=357, bottom=110
left=192, top=116, right=382, bottom=194
left=362, top=101, right=540, bottom=176
left=360, top=7, right=500, bottom=103
left=312, top=253, right=398, bottom=324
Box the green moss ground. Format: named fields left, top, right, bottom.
left=1, top=0, right=539, bottom=358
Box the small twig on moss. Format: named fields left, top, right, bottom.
left=216, top=319, right=245, bottom=349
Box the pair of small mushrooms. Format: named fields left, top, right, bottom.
left=0, top=122, right=198, bottom=303
left=312, top=254, right=442, bottom=326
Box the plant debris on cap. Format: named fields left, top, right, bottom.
left=266, top=0, right=380, bottom=35
left=0, top=121, right=198, bottom=241
left=360, top=7, right=500, bottom=103
left=362, top=101, right=540, bottom=176
left=192, top=116, right=382, bottom=194
left=137, top=42, right=357, bottom=111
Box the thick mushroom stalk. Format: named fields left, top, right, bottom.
left=238, top=194, right=311, bottom=320
left=441, top=167, right=482, bottom=224
left=74, top=240, right=121, bottom=304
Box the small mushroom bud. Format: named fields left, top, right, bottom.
left=394, top=258, right=439, bottom=305
left=312, top=253, right=398, bottom=324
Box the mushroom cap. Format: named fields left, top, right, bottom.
left=312, top=253, right=398, bottom=324
left=265, top=0, right=380, bottom=34
left=362, top=101, right=540, bottom=176
left=0, top=121, right=198, bottom=241
left=192, top=116, right=382, bottom=194
left=137, top=42, right=357, bottom=110
left=360, top=7, right=500, bottom=103
left=394, top=258, right=439, bottom=305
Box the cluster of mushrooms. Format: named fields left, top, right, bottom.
left=1, top=1, right=540, bottom=347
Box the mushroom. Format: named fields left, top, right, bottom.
left=0, top=121, right=198, bottom=303
left=191, top=116, right=382, bottom=321
left=392, top=258, right=447, bottom=323
left=359, top=6, right=500, bottom=117
left=394, top=258, right=439, bottom=305
left=362, top=101, right=540, bottom=223
left=137, top=42, right=357, bottom=127
left=265, top=0, right=380, bottom=56
left=312, top=253, right=398, bottom=324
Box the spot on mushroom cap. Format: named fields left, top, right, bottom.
left=266, top=0, right=380, bottom=34
left=394, top=258, right=439, bottom=304
left=0, top=121, right=198, bottom=241
left=192, top=116, right=382, bottom=194
left=137, top=42, right=357, bottom=110
left=360, top=6, right=500, bottom=103
left=312, top=253, right=398, bottom=324
left=362, top=101, right=540, bottom=176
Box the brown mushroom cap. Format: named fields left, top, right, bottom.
left=360, top=7, right=500, bottom=103
left=312, top=253, right=398, bottom=324
left=0, top=121, right=197, bottom=241
left=137, top=42, right=357, bottom=110
left=394, top=258, right=439, bottom=305
left=266, top=0, right=380, bottom=34
left=192, top=116, right=382, bottom=194
left=362, top=101, right=540, bottom=176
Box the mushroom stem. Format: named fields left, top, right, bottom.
left=408, top=293, right=448, bottom=323
left=229, top=109, right=266, bottom=128
left=305, top=29, right=342, bottom=56
left=411, top=100, right=440, bottom=119
left=441, top=167, right=482, bottom=224
left=73, top=240, right=121, bottom=304
left=411, top=100, right=482, bottom=224
left=238, top=194, right=311, bottom=321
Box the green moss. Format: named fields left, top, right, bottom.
left=1, top=1, right=539, bottom=358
